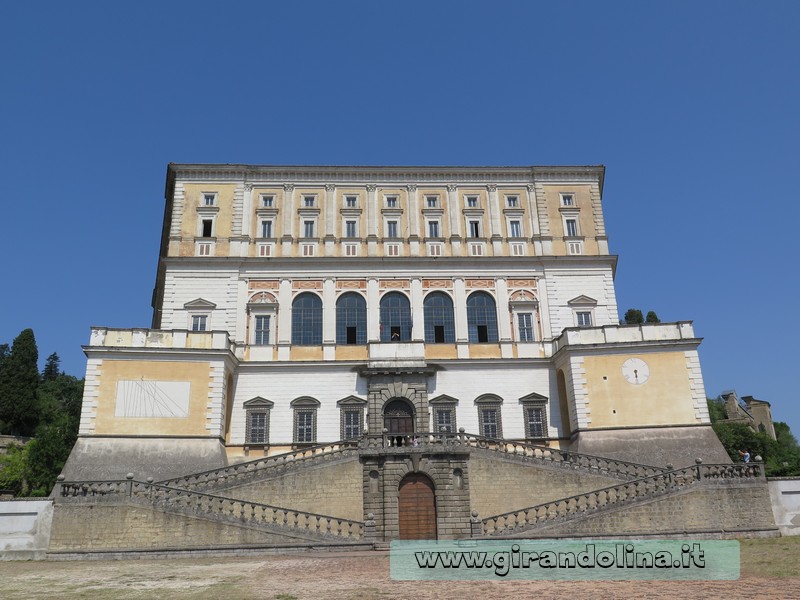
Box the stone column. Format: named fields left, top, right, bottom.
left=277, top=278, right=292, bottom=360
left=407, top=184, right=420, bottom=256
left=241, top=183, right=253, bottom=257
left=487, top=184, right=502, bottom=238
left=453, top=277, right=469, bottom=358
left=367, top=277, right=380, bottom=342
left=366, top=185, right=378, bottom=256
left=323, top=277, right=336, bottom=360
left=282, top=184, right=295, bottom=255
left=496, top=278, right=513, bottom=358
left=324, top=184, right=336, bottom=256
left=410, top=278, right=424, bottom=341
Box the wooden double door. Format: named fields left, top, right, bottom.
left=398, top=473, right=437, bottom=540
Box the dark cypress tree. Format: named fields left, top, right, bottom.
left=0, top=329, right=40, bottom=436
left=42, top=352, right=61, bottom=382
left=645, top=310, right=661, bottom=323
left=623, top=309, right=644, bottom=324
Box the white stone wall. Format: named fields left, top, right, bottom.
left=159, top=270, right=240, bottom=336
left=229, top=362, right=561, bottom=444
left=543, top=268, right=618, bottom=336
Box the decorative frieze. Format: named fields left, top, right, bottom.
left=249, top=280, right=279, bottom=290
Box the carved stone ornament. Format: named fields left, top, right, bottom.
left=325, top=184, right=336, bottom=191
left=486, top=184, right=497, bottom=192
left=366, top=185, right=377, bottom=192
left=243, top=183, right=253, bottom=192
left=407, top=184, right=417, bottom=192
left=283, top=184, right=295, bottom=192
left=527, top=184, right=535, bottom=192
left=447, top=184, right=458, bottom=192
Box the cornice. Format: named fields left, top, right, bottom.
left=167, top=163, right=605, bottom=187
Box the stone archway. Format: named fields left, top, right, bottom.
left=398, top=473, right=437, bottom=540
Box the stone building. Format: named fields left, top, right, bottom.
left=55, top=164, right=773, bottom=549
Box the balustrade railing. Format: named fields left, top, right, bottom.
left=159, top=439, right=360, bottom=490
left=360, top=432, right=666, bottom=480
left=57, top=478, right=363, bottom=540
left=480, top=462, right=764, bottom=536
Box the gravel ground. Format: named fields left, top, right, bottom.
left=2, top=549, right=799, bottom=600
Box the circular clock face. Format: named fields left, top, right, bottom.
left=622, top=358, right=650, bottom=385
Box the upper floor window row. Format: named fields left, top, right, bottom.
left=281, top=290, right=520, bottom=346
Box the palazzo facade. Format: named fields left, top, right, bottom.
left=65, top=163, right=728, bottom=487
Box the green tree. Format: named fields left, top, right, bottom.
left=645, top=311, right=661, bottom=323
left=41, top=352, right=61, bottom=382
left=706, top=398, right=727, bottom=423
left=0, top=329, right=40, bottom=436
left=623, top=309, right=644, bottom=324
left=711, top=421, right=770, bottom=463
left=25, top=413, right=79, bottom=495
left=0, top=443, right=29, bottom=496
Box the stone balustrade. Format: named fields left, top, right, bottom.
left=56, top=477, right=363, bottom=540
left=88, top=327, right=234, bottom=352
left=479, top=462, right=764, bottom=536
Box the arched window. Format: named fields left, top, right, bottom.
left=424, top=292, right=455, bottom=343
left=466, top=292, right=498, bottom=343
left=336, top=293, right=367, bottom=345
left=380, top=292, right=412, bottom=341
left=291, top=293, right=322, bottom=345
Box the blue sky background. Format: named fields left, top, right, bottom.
left=2, top=2, right=799, bottom=434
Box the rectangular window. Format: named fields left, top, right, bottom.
left=469, top=220, right=480, bottom=238
left=345, top=220, right=357, bottom=238
left=344, top=243, right=358, bottom=256
left=565, top=219, right=578, bottom=237
left=426, top=196, right=438, bottom=208
left=303, top=196, right=315, bottom=207
left=568, top=241, right=583, bottom=255
left=203, top=193, right=216, bottom=206
left=295, top=410, right=315, bottom=443
left=197, top=242, right=213, bottom=256
left=342, top=409, right=361, bottom=439
left=387, top=220, right=398, bottom=238
left=191, top=315, right=207, bottom=332
left=511, top=243, right=525, bottom=256
left=435, top=409, right=453, bottom=433
left=386, top=244, right=400, bottom=256
left=260, top=220, right=273, bottom=239
left=254, top=315, right=270, bottom=345
left=576, top=311, right=592, bottom=327
left=434, top=325, right=445, bottom=343
left=428, top=221, right=440, bottom=238
left=257, top=243, right=272, bottom=257
left=386, top=196, right=398, bottom=208
left=509, top=220, right=522, bottom=238
left=301, top=244, right=316, bottom=257
left=526, top=407, right=546, bottom=438
left=469, top=243, right=484, bottom=256
left=506, top=196, right=518, bottom=208
left=518, top=313, right=533, bottom=342
left=261, top=195, right=274, bottom=207
left=201, top=219, right=213, bottom=238
left=561, top=194, right=574, bottom=207
left=428, top=243, right=442, bottom=257
left=246, top=411, right=268, bottom=444
left=345, top=195, right=357, bottom=207
left=466, top=196, right=478, bottom=208
left=477, top=324, right=489, bottom=342
left=481, top=408, right=499, bottom=438
left=304, top=220, right=315, bottom=238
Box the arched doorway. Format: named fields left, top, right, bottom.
left=398, top=473, right=437, bottom=540
left=384, top=398, right=414, bottom=445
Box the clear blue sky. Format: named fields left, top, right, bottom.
left=2, top=2, right=798, bottom=434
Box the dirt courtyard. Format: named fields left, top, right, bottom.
left=2, top=543, right=800, bottom=600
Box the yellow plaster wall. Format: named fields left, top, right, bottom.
left=335, top=346, right=368, bottom=360
left=181, top=184, right=237, bottom=239
left=289, top=347, right=324, bottom=361
left=582, top=352, right=699, bottom=427
left=469, top=344, right=502, bottom=359
left=425, top=344, right=458, bottom=359
left=94, top=360, right=212, bottom=436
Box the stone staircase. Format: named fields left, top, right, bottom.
left=56, top=478, right=365, bottom=543
left=158, top=433, right=667, bottom=495
left=477, top=462, right=765, bottom=537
